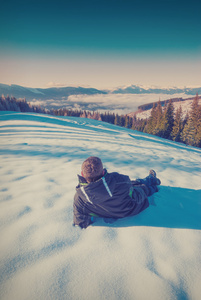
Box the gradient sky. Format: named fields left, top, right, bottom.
left=0, top=0, right=201, bottom=89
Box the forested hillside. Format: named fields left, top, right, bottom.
left=1, top=94, right=201, bottom=148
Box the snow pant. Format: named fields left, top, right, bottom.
left=91, top=176, right=159, bottom=225
left=132, top=174, right=159, bottom=198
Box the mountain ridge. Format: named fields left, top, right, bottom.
left=112, top=84, right=201, bottom=95
left=0, top=83, right=107, bottom=100
left=1, top=83, right=201, bottom=102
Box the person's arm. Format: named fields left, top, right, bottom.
left=73, top=195, right=92, bottom=229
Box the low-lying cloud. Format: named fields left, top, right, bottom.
left=30, top=93, right=191, bottom=115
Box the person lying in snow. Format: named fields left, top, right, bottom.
left=73, top=156, right=161, bottom=229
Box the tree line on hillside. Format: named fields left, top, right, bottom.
left=142, top=94, right=201, bottom=148
left=0, top=95, right=47, bottom=114
left=0, top=95, right=116, bottom=122
left=1, top=94, right=201, bottom=148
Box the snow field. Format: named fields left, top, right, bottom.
left=0, top=111, right=201, bottom=300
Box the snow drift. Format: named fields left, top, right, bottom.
left=0, top=111, right=201, bottom=300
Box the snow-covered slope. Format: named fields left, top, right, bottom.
left=133, top=97, right=201, bottom=119
left=0, top=111, right=201, bottom=300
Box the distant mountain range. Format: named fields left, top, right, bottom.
left=112, top=85, right=201, bottom=95
left=0, top=83, right=107, bottom=101
left=0, top=83, right=200, bottom=101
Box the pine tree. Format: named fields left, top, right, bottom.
left=191, top=93, right=199, bottom=130
left=114, top=114, right=121, bottom=126
left=131, top=116, right=137, bottom=130
left=171, top=106, right=183, bottom=142
left=161, top=100, right=174, bottom=139
left=153, top=100, right=163, bottom=136
left=125, top=116, right=132, bottom=128
left=92, top=112, right=102, bottom=121
left=138, top=119, right=147, bottom=132
left=195, top=121, right=201, bottom=147
left=125, top=116, right=129, bottom=128
left=80, top=111, right=87, bottom=118
left=181, top=94, right=200, bottom=146
left=181, top=119, right=195, bottom=146
left=145, top=103, right=157, bottom=134
left=194, top=102, right=201, bottom=147
left=119, top=115, right=125, bottom=127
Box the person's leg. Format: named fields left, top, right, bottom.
left=133, top=170, right=161, bottom=196
left=131, top=184, right=149, bottom=214
left=136, top=170, right=160, bottom=186
left=134, top=180, right=158, bottom=196
left=136, top=176, right=160, bottom=187
left=132, top=184, right=149, bottom=203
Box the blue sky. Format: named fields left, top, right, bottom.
left=0, top=0, right=201, bottom=88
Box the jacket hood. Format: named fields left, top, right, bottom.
left=77, top=169, right=107, bottom=187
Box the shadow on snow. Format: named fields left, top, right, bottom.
left=92, top=186, right=201, bottom=231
